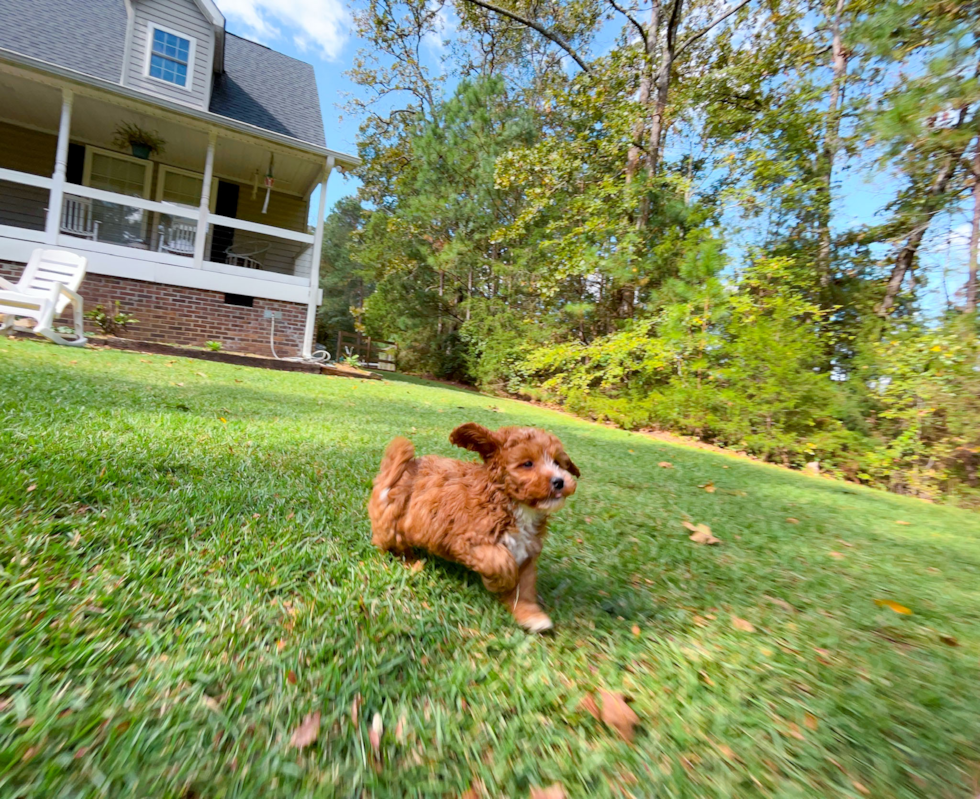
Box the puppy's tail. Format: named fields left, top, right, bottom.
left=369, top=438, right=415, bottom=553
left=375, top=437, right=415, bottom=495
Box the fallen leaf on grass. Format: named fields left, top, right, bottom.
left=219, top=417, right=227, bottom=423
left=276, top=639, right=286, bottom=653
left=731, top=616, right=755, bottom=633
left=682, top=521, right=721, bottom=544
left=580, top=694, right=601, bottom=721
left=351, top=695, right=361, bottom=726
left=658, top=462, right=673, bottom=468
left=395, top=713, right=407, bottom=743
left=804, top=713, right=819, bottom=730
left=786, top=722, right=805, bottom=740
left=875, top=599, right=912, bottom=615
left=409, top=559, right=424, bottom=573
left=289, top=711, right=320, bottom=749
left=26, top=484, right=36, bottom=492
left=939, top=634, right=958, bottom=646
left=829, top=551, right=845, bottom=560
left=699, top=482, right=716, bottom=493
left=286, top=670, right=297, bottom=684
left=853, top=782, right=870, bottom=795
left=196, top=372, right=207, bottom=378
left=716, top=743, right=736, bottom=760
left=895, top=520, right=911, bottom=526
left=631, top=625, right=641, bottom=637
left=599, top=689, right=639, bottom=743
left=786, top=517, right=799, bottom=524
left=459, top=790, right=479, bottom=799
left=530, top=784, right=567, bottom=799
left=814, top=648, right=833, bottom=664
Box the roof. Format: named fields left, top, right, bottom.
left=0, top=0, right=128, bottom=83
left=208, top=34, right=326, bottom=148
left=0, top=1, right=328, bottom=151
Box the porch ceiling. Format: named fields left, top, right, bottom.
left=0, top=71, right=325, bottom=197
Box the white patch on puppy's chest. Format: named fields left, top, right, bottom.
left=502, top=504, right=543, bottom=566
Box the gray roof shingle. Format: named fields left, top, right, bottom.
left=0, top=0, right=127, bottom=82
left=0, top=2, right=326, bottom=149
left=208, top=33, right=325, bottom=148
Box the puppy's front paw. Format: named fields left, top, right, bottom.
left=519, top=612, right=553, bottom=633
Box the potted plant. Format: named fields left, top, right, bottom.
left=111, top=122, right=166, bottom=159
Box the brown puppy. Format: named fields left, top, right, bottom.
left=368, top=423, right=579, bottom=632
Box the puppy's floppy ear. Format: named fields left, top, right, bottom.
left=557, top=450, right=581, bottom=478
left=450, top=423, right=499, bottom=461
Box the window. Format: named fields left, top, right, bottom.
left=146, top=24, right=195, bottom=90
left=81, top=148, right=153, bottom=246
left=157, top=166, right=206, bottom=208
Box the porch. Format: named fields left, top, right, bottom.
left=0, top=61, right=342, bottom=354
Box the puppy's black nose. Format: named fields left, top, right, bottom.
left=551, top=476, right=565, bottom=492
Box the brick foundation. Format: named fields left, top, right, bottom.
left=1, top=261, right=307, bottom=357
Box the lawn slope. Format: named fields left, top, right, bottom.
left=2, top=338, right=979, bottom=798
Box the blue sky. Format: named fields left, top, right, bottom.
left=216, top=0, right=973, bottom=310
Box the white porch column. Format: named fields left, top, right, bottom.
left=44, top=88, right=74, bottom=244
left=302, top=155, right=335, bottom=358
left=192, top=130, right=217, bottom=268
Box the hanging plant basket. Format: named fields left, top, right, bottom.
left=111, top=123, right=166, bottom=160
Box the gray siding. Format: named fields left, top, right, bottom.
left=127, top=0, right=213, bottom=108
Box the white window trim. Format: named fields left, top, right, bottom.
left=155, top=164, right=217, bottom=212
left=82, top=146, right=155, bottom=240
left=82, top=147, right=154, bottom=199
left=143, top=22, right=197, bottom=93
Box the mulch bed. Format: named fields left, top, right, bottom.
left=8, top=331, right=381, bottom=379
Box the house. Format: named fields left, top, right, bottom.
left=0, top=0, right=358, bottom=357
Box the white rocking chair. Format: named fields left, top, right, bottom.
left=158, top=221, right=196, bottom=256
left=0, top=249, right=88, bottom=347
left=225, top=240, right=270, bottom=270
left=61, top=196, right=100, bottom=240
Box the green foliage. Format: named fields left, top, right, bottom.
left=333, top=0, right=980, bottom=504
left=318, top=197, right=370, bottom=340
left=205, top=340, right=222, bottom=352
left=863, top=316, right=980, bottom=504
left=84, top=301, right=138, bottom=337
left=111, top=122, right=166, bottom=155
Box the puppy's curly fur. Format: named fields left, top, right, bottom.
left=368, top=423, right=579, bottom=632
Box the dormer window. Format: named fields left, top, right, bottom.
left=145, top=24, right=196, bottom=90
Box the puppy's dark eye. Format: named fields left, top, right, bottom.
left=521, top=460, right=533, bottom=468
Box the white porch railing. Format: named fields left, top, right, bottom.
left=0, top=166, right=312, bottom=284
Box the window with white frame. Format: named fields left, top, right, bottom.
left=146, top=25, right=195, bottom=89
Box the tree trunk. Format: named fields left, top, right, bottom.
left=816, top=0, right=848, bottom=288
left=648, top=0, right=684, bottom=179
left=967, top=139, right=980, bottom=314
left=466, top=267, right=473, bottom=321
left=877, top=108, right=970, bottom=316
left=437, top=269, right=445, bottom=334
left=626, top=3, right=660, bottom=184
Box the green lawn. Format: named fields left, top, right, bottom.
left=2, top=338, right=980, bottom=798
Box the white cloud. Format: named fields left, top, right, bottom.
left=423, top=1, right=455, bottom=52
left=220, top=0, right=350, bottom=61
